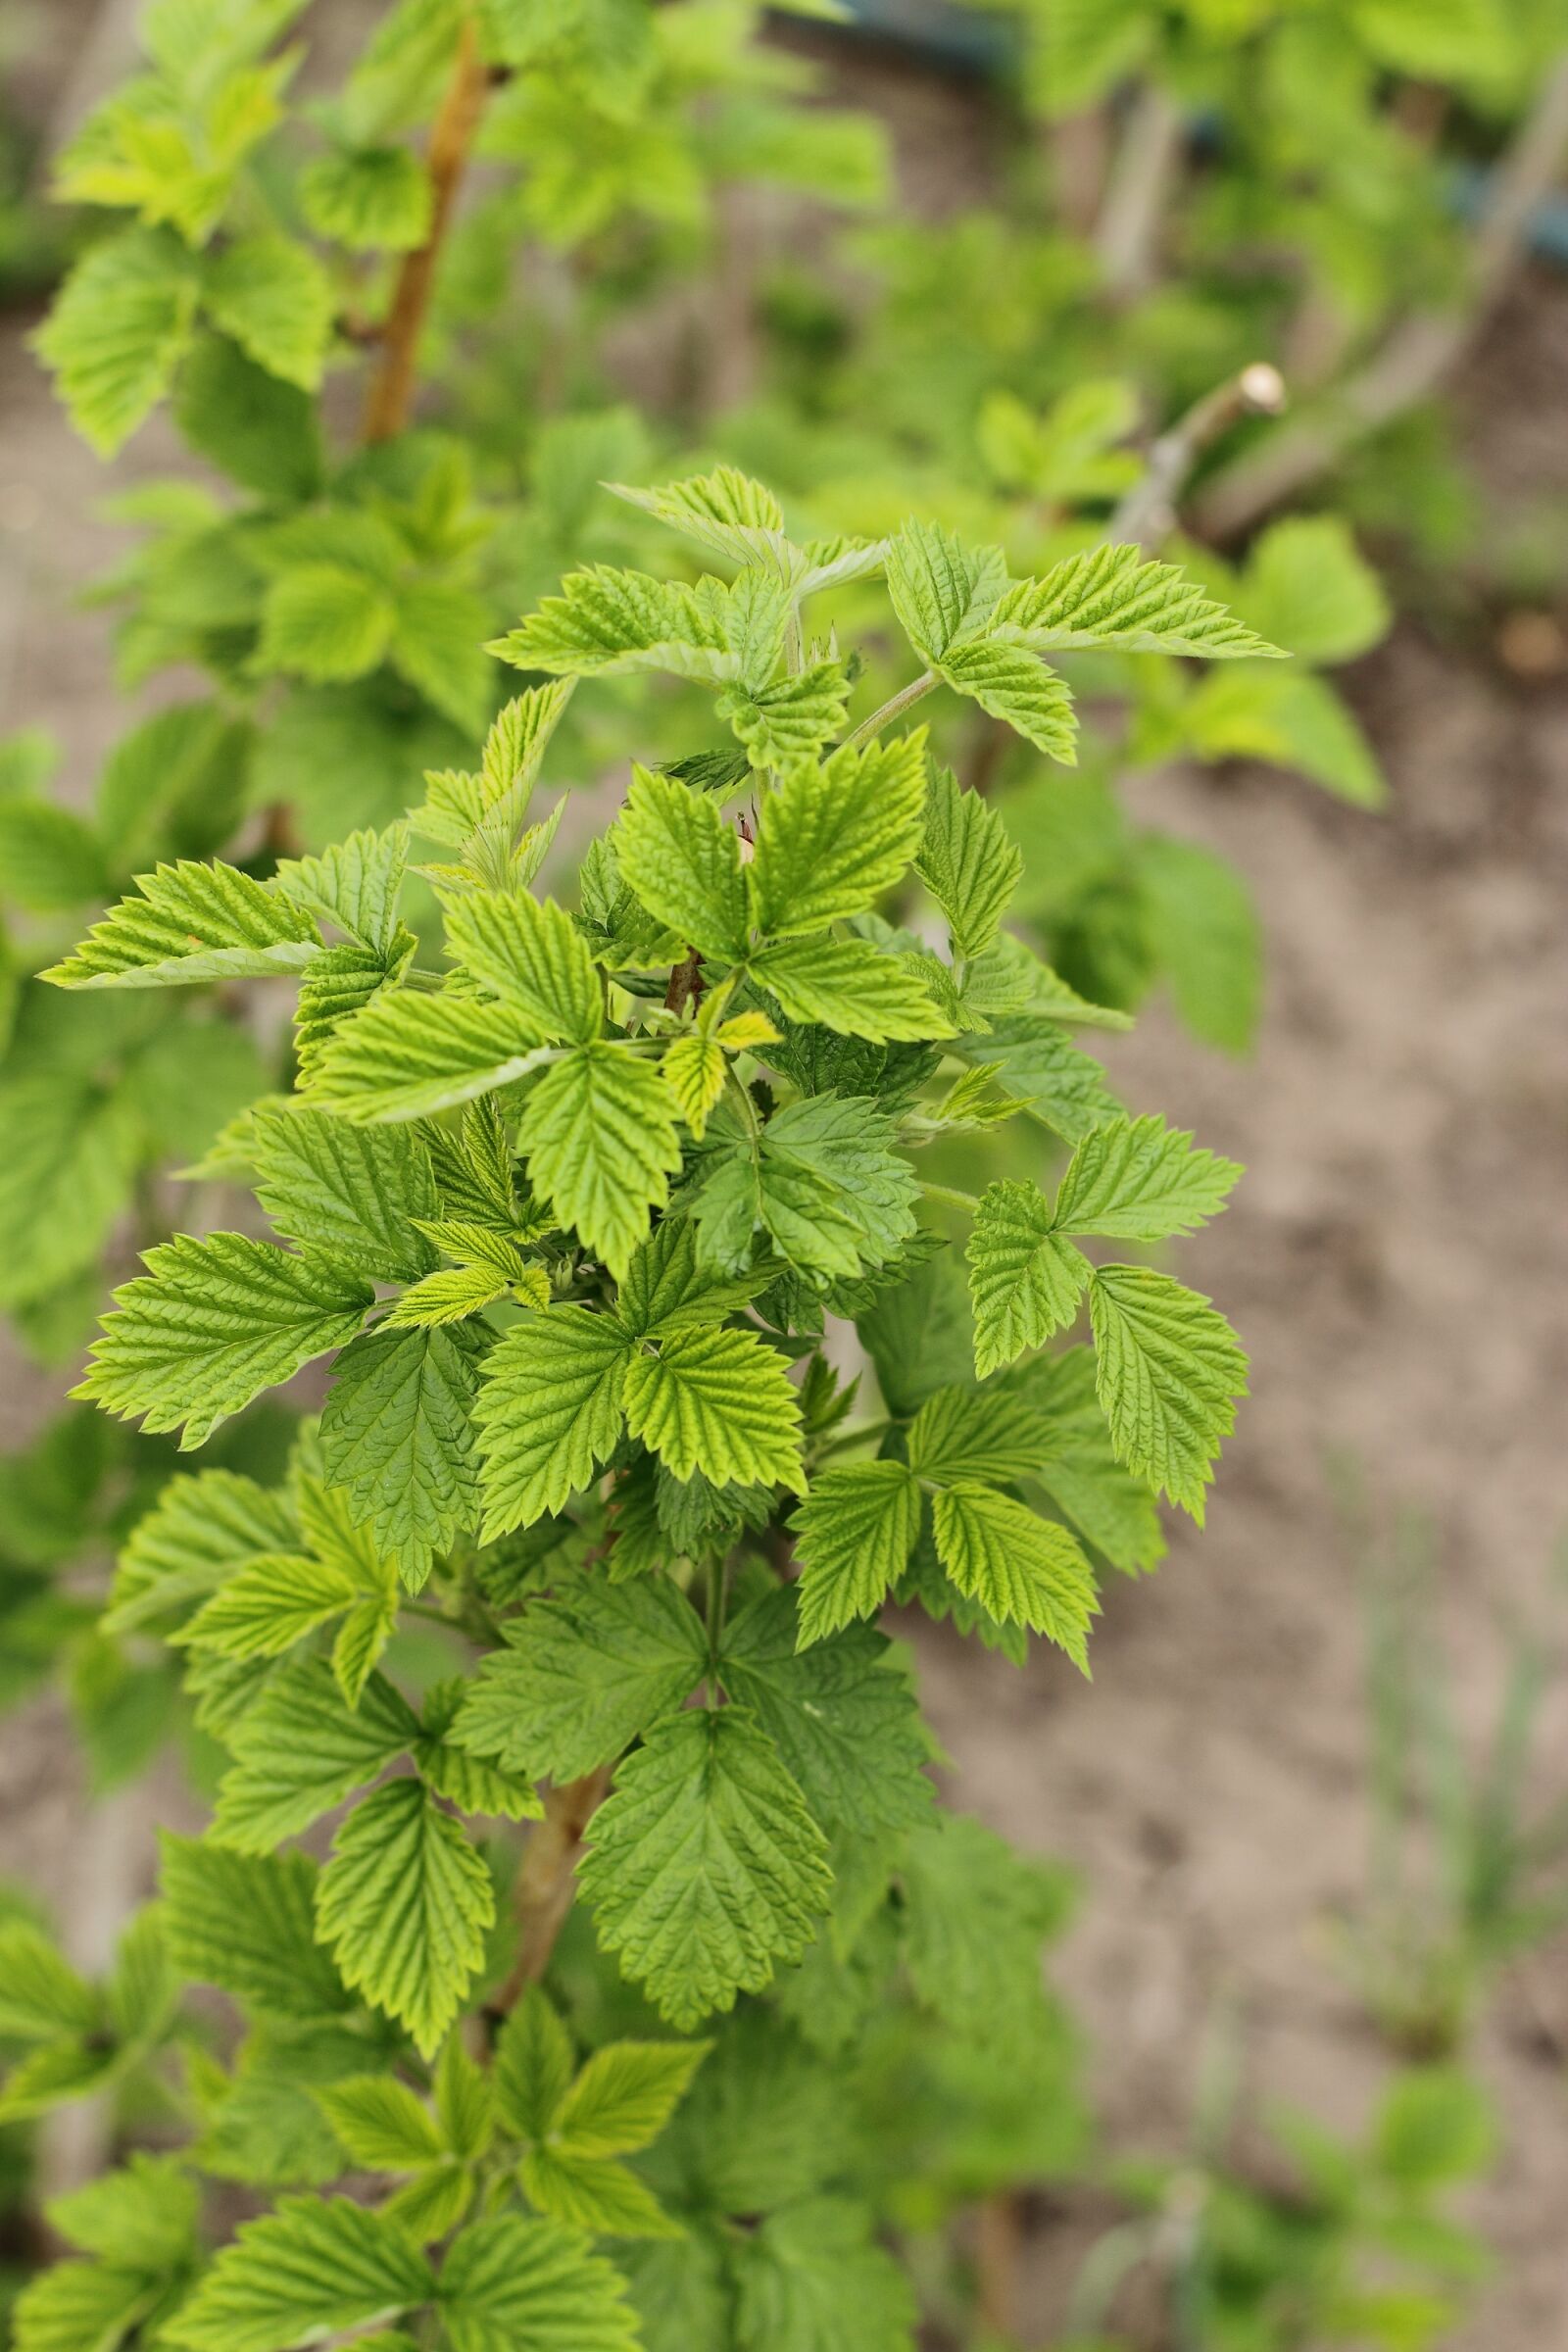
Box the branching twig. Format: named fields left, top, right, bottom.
left=1093, top=83, right=1185, bottom=301
left=1194, top=50, right=1568, bottom=538
left=361, top=19, right=490, bottom=444
left=1110, top=364, right=1287, bottom=549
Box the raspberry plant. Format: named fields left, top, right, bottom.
left=3, top=469, right=1265, bottom=2348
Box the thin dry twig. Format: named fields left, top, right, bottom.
left=1194, top=50, right=1568, bottom=538
left=1111, top=363, right=1288, bottom=548
left=495, top=1766, right=614, bottom=2009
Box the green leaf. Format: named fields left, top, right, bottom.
left=160, top=1835, right=349, bottom=2018
left=958, top=1017, right=1119, bottom=1146
left=309, top=989, right=552, bottom=1121
left=747, top=732, right=927, bottom=939
left=179, top=1548, right=359, bottom=1658
left=904, top=1384, right=1047, bottom=1485
left=320, top=1324, right=483, bottom=1585
left=555, top=2039, right=709, bottom=2159
left=446, top=890, right=603, bottom=1043
left=251, top=1108, right=437, bottom=1282
left=605, top=466, right=786, bottom=567
left=275, top=822, right=411, bottom=958
left=998, top=1347, right=1163, bottom=1575
left=493, top=1985, right=575, bottom=2141
left=315, top=1778, right=494, bottom=2056
left=520, top=2146, right=682, bottom=2240
left=967, top=1181, right=1090, bottom=1377
left=454, top=1572, right=706, bottom=1780
left=212, top=1658, right=418, bottom=1851
left=257, top=564, right=398, bottom=682
left=1184, top=664, right=1387, bottom=808
left=205, top=235, right=334, bottom=392
left=616, top=765, right=750, bottom=961
left=1240, top=515, right=1390, bottom=664
left=174, top=331, right=325, bottom=503
left=492, top=566, right=787, bottom=691
left=114, top=1469, right=297, bottom=1637
left=301, top=142, right=434, bottom=250
left=47, top=2150, right=199, bottom=2269
left=519, top=1044, right=682, bottom=1278
left=884, top=520, right=1005, bottom=662
left=900, top=1813, right=1067, bottom=2037
left=0, top=798, right=109, bottom=911
left=1373, top=2069, right=1495, bottom=2187
left=696, top=1094, right=918, bottom=1288
left=735, top=2197, right=916, bottom=2352
left=165, top=2194, right=433, bottom=2352
left=749, top=938, right=949, bottom=1044
left=937, top=636, right=1077, bottom=761
left=621, top=1327, right=804, bottom=1491
left=719, top=1585, right=932, bottom=1828
left=990, top=543, right=1284, bottom=659
left=789, top=1462, right=922, bottom=1646
left=35, top=225, right=199, bottom=456
left=1136, top=834, right=1261, bottom=1057
left=439, top=2214, right=641, bottom=2352
left=0, top=1925, right=99, bottom=2040
left=580, top=1708, right=832, bottom=2029
left=318, top=2075, right=446, bottom=2170
left=12, top=2259, right=161, bottom=2352
left=1088, top=1264, right=1249, bottom=1520
left=719, top=663, right=851, bottom=768
left=914, top=762, right=1021, bottom=959
left=0, top=1071, right=140, bottom=1315
left=474, top=1307, right=632, bottom=1536
left=930, top=1485, right=1098, bottom=1663
left=42, top=860, right=319, bottom=989
left=1052, top=1112, right=1242, bottom=1241
left=74, top=1235, right=372, bottom=1448
left=415, top=1682, right=541, bottom=1821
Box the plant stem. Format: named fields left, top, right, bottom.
left=842, top=668, right=938, bottom=751
left=920, top=1180, right=980, bottom=1212
left=362, top=19, right=489, bottom=444
left=665, top=947, right=704, bottom=1014
left=1110, top=363, right=1287, bottom=549
left=495, top=1767, right=612, bottom=2008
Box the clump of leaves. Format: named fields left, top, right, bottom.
left=1071, top=2062, right=1495, bottom=2352
left=8, top=469, right=1262, bottom=2344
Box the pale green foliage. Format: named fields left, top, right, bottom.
left=17, top=465, right=1268, bottom=2345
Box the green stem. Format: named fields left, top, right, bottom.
left=920, top=1180, right=981, bottom=1212
left=841, top=667, right=938, bottom=750
left=725, top=1059, right=762, bottom=1142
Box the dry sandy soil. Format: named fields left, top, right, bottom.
left=1, top=13, right=1566, bottom=2346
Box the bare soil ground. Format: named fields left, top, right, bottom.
left=1, top=17, right=1566, bottom=2344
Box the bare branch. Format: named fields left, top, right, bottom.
left=361, top=20, right=490, bottom=444
left=1111, top=364, right=1287, bottom=548
left=1195, top=50, right=1568, bottom=539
